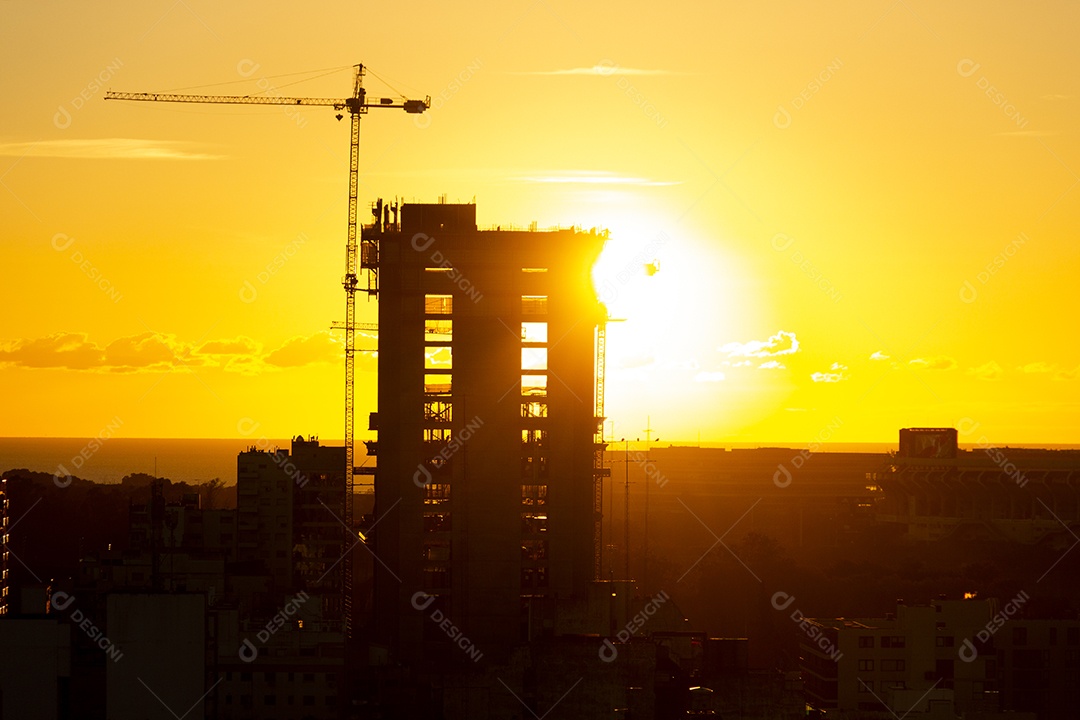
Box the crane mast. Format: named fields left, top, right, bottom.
left=106, top=65, right=428, bottom=638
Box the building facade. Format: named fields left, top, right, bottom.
left=369, top=202, right=606, bottom=662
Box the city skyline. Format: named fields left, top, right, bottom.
left=3, top=1, right=1080, bottom=444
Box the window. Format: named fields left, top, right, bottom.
left=521, top=295, right=547, bottom=315
left=881, top=659, right=905, bottom=672
left=858, top=659, right=874, bottom=672
left=521, top=347, right=547, bottom=370
left=424, top=540, right=451, bottom=561
left=858, top=680, right=873, bottom=693
left=522, top=374, right=547, bottom=396
left=521, top=322, right=548, bottom=343
left=423, top=513, right=452, bottom=533
left=522, top=539, right=549, bottom=560
left=521, top=485, right=548, bottom=506
left=1069, top=627, right=1079, bottom=646
left=521, top=566, right=548, bottom=587
left=521, top=267, right=548, bottom=273
left=521, top=400, right=547, bottom=418
left=423, top=566, right=451, bottom=588
left=424, top=399, right=452, bottom=423
left=881, top=636, right=906, bottom=648
left=425, top=294, right=452, bottom=315
left=425, top=346, right=452, bottom=370
left=522, top=428, right=547, bottom=445
left=425, top=319, right=452, bottom=337
left=423, top=484, right=451, bottom=504
left=521, top=513, right=548, bottom=534
left=936, top=636, right=955, bottom=647
left=521, top=452, right=548, bottom=480
left=424, top=373, right=452, bottom=394
left=423, top=427, right=452, bottom=443
left=858, top=636, right=874, bottom=648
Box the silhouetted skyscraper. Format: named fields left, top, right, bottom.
left=1, top=475, right=7, bottom=616
left=369, top=202, right=606, bottom=661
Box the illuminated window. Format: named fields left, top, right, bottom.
left=521, top=267, right=548, bottom=273
left=521, top=295, right=547, bottom=315
left=521, top=322, right=548, bottom=343
left=522, top=374, right=547, bottom=396
left=521, top=400, right=547, bottom=419
left=425, top=319, right=452, bottom=339
left=521, top=347, right=547, bottom=371
left=425, top=346, right=452, bottom=370
left=423, top=428, right=451, bottom=443
left=425, top=294, right=452, bottom=315
left=424, top=400, right=453, bottom=423
left=522, top=429, right=547, bottom=444
left=425, top=373, right=452, bottom=394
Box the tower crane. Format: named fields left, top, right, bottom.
left=106, top=65, right=428, bottom=637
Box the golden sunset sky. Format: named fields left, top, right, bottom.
left=2, top=1, right=1078, bottom=444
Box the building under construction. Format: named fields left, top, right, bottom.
left=365, top=201, right=608, bottom=662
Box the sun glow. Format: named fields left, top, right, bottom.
left=592, top=210, right=763, bottom=440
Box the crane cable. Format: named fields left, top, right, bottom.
left=167, top=65, right=353, bottom=93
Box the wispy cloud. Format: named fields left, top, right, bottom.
left=518, top=171, right=679, bottom=187
left=870, top=351, right=890, bottom=361
left=968, top=361, right=1004, bottom=381
left=811, top=362, right=848, bottom=383
left=0, top=138, right=221, bottom=160
left=264, top=332, right=341, bottom=368
left=909, top=356, right=957, bottom=371
left=0, top=331, right=339, bottom=373
left=1018, top=361, right=1078, bottom=381
left=1020, top=361, right=1055, bottom=374
left=511, top=64, right=679, bottom=77
left=721, top=331, right=799, bottom=358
